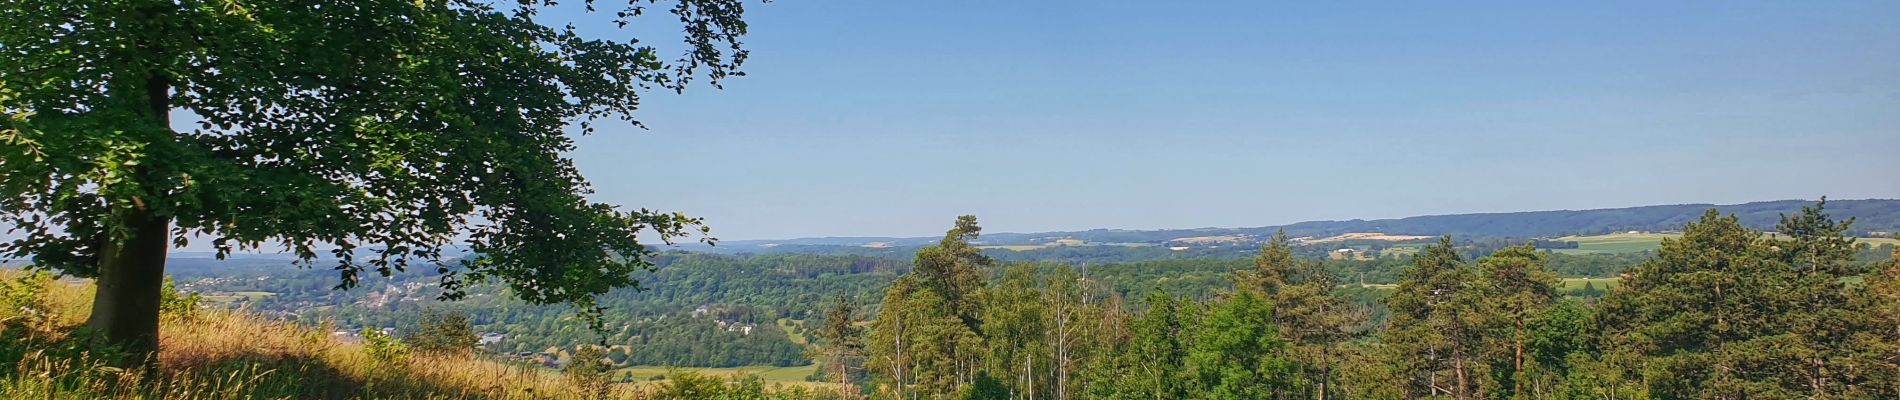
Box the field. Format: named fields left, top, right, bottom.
left=200, top=291, right=276, bottom=304
left=979, top=241, right=1154, bottom=251
left=615, top=364, right=822, bottom=385
left=1552, top=232, right=1900, bottom=255
left=1551, top=232, right=1677, bottom=254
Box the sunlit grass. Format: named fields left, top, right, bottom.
left=0, top=270, right=819, bottom=399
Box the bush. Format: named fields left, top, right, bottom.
left=402, top=309, right=476, bottom=355
left=361, top=327, right=408, bottom=364
left=1, top=271, right=53, bottom=331
left=564, top=345, right=612, bottom=399
left=160, top=276, right=202, bottom=321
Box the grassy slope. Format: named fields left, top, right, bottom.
left=0, top=271, right=825, bottom=399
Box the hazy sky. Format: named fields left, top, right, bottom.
left=552, top=1, right=1900, bottom=240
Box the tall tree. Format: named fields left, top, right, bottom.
left=817, top=293, right=866, bottom=399
left=1383, top=236, right=1481, bottom=399
left=868, top=276, right=919, bottom=399
left=1189, top=290, right=1296, bottom=400
left=0, top=0, right=748, bottom=356
left=1043, top=264, right=1094, bottom=400
left=1250, top=229, right=1363, bottom=399
left=1851, top=236, right=1900, bottom=397
left=1598, top=209, right=1793, bottom=399
left=1472, top=244, right=1558, bottom=399
left=983, top=262, right=1047, bottom=399
left=869, top=216, right=991, bottom=398
left=1772, top=199, right=1866, bottom=397
left=1086, top=289, right=1190, bottom=400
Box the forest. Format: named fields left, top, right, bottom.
left=797, top=201, right=1900, bottom=400
left=166, top=231, right=1665, bottom=369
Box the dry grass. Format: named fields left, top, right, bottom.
left=0, top=270, right=826, bottom=399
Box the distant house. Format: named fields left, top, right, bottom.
left=477, top=333, right=505, bottom=345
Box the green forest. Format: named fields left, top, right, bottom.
left=805, top=202, right=1900, bottom=400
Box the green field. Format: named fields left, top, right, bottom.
left=615, top=364, right=819, bottom=384
left=777, top=318, right=808, bottom=346
left=1551, top=232, right=1676, bottom=254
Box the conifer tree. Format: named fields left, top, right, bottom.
left=1473, top=244, right=1559, bottom=399
left=1384, top=236, right=1482, bottom=399
left=1598, top=209, right=1792, bottom=398
left=817, top=294, right=866, bottom=398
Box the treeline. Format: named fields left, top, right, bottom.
left=815, top=201, right=1900, bottom=399
left=616, top=311, right=808, bottom=367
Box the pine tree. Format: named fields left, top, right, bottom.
left=1850, top=237, right=1900, bottom=397
left=817, top=294, right=866, bottom=398
left=868, top=216, right=992, bottom=398
left=1250, top=229, right=1363, bottom=399
left=1598, top=209, right=1793, bottom=398
left=1473, top=244, right=1559, bottom=399
left=1773, top=199, right=1865, bottom=397
left=1384, top=235, right=1482, bottom=399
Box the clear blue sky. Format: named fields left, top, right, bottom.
left=555, top=1, right=1900, bottom=240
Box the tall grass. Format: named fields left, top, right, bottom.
left=0, top=270, right=830, bottom=399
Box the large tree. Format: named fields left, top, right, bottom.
left=868, top=215, right=991, bottom=398
left=1597, top=209, right=1791, bottom=398
left=0, top=0, right=748, bottom=356
left=1248, top=229, right=1363, bottom=400
left=1383, top=235, right=1483, bottom=399
left=1471, top=244, right=1558, bottom=398
left=816, top=293, right=866, bottom=399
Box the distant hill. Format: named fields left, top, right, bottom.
left=706, top=199, right=1900, bottom=252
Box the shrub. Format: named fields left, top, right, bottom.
left=402, top=309, right=477, bottom=355
left=564, top=345, right=611, bottom=399
left=159, top=276, right=202, bottom=321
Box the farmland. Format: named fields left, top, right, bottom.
left=1552, top=232, right=1900, bottom=255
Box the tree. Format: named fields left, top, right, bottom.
left=1851, top=235, right=1900, bottom=397
left=1188, top=290, right=1295, bottom=400
left=1772, top=198, right=1867, bottom=397
left=1249, top=229, right=1363, bottom=399
left=0, top=0, right=747, bottom=357
left=565, top=345, right=613, bottom=400
left=867, top=276, right=919, bottom=399
left=404, top=309, right=478, bottom=355
left=1086, top=289, right=1189, bottom=400
left=1472, top=244, right=1558, bottom=399
left=1043, top=264, right=1092, bottom=400
left=982, top=262, right=1047, bottom=399
left=868, top=215, right=991, bottom=399
left=1383, top=235, right=1482, bottom=399
left=816, top=294, right=866, bottom=398
left=1598, top=209, right=1792, bottom=398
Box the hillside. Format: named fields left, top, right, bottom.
left=0, top=271, right=827, bottom=399
left=704, top=198, right=1900, bottom=251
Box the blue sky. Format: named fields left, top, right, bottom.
left=553, top=1, right=1900, bottom=240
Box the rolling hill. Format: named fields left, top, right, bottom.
left=703, top=199, right=1900, bottom=252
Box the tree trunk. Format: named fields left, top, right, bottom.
left=86, top=74, right=174, bottom=362
left=86, top=207, right=171, bottom=357
left=1514, top=318, right=1525, bottom=398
